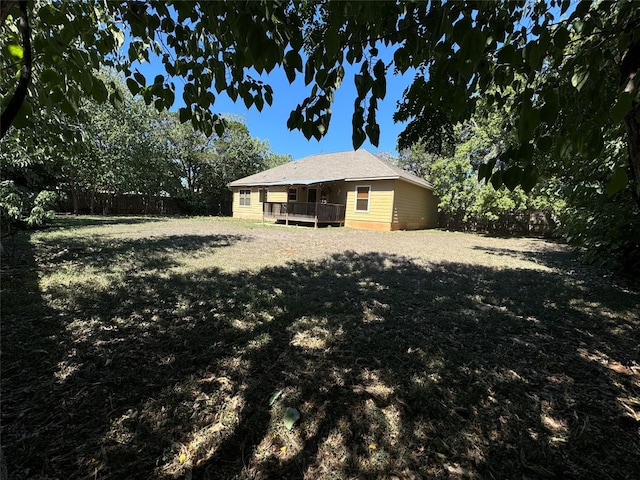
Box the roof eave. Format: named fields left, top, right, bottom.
left=345, top=175, right=433, bottom=190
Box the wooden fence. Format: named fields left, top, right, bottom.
left=438, top=210, right=556, bottom=236
left=58, top=192, right=182, bottom=215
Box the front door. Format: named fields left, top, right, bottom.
left=307, top=188, right=317, bottom=203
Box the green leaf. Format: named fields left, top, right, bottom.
left=325, top=27, right=340, bottom=60
left=521, top=165, right=539, bottom=193
left=478, top=159, right=495, bottom=183
left=490, top=170, right=503, bottom=189
left=373, top=59, right=385, bottom=81
left=92, top=79, right=108, bottom=103
left=365, top=122, right=380, bottom=147
left=497, top=44, right=517, bottom=65
left=462, top=28, right=485, bottom=67
left=503, top=166, right=522, bottom=191
left=536, top=135, right=553, bottom=152
left=126, top=78, right=140, bottom=95
left=287, top=108, right=302, bottom=130
left=134, top=71, right=146, bottom=87
left=304, top=58, right=314, bottom=86
left=571, top=68, right=589, bottom=91
left=60, top=94, right=78, bottom=117
left=352, top=126, right=366, bottom=149
left=540, top=88, right=559, bottom=124
left=605, top=167, right=628, bottom=196
left=518, top=106, right=540, bottom=143
left=394, top=47, right=410, bottom=72
left=284, top=50, right=302, bottom=83
left=179, top=107, right=191, bottom=123
left=457, top=58, right=474, bottom=82
left=452, top=92, right=467, bottom=120
left=6, top=44, right=23, bottom=60
left=283, top=407, right=300, bottom=430
left=553, top=26, right=570, bottom=50
left=214, top=117, right=226, bottom=137
left=40, top=69, right=62, bottom=85
left=12, top=99, right=32, bottom=128
left=268, top=390, right=283, bottom=406
left=610, top=92, right=632, bottom=123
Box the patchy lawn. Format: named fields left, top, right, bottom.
left=2, top=216, right=639, bottom=479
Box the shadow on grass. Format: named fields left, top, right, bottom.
left=2, top=233, right=639, bottom=479
left=472, top=244, right=579, bottom=270
left=43, top=234, right=249, bottom=272
left=51, top=215, right=167, bottom=228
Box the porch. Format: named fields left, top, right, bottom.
left=263, top=201, right=346, bottom=227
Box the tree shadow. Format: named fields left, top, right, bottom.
left=2, top=237, right=639, bottom=479
left=51, top=215, right=168, bottom=228
left=43, top=234, right=249, bottom=271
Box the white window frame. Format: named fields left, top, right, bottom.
left=354, top=185, right=371, bottom=212
left=239, top=189, right=251, bottom=207
left=288, top=187, right=298, bottom=202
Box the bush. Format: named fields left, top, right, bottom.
left=173, top=190, right=209, bottom=215
left=557, top=187, right=640, bottom=272
left=0, top=181, right=59, bottom=236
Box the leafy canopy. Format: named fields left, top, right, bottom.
left=1, top=1, right=639, bottom=199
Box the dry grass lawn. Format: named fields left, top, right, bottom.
left=2, top=216, right=639, bottom=479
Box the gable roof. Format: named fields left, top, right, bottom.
left=228, top=150, right=434, bottom=190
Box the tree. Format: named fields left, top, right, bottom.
left=399, top=118, right=561, bottom=234
left=61, top=75, right=181, bottom=214
left=160, top=112, right=288, bottom=214
left=2, top=1, right=639, bottom=207
left=386, top=140, right=442, bottom=180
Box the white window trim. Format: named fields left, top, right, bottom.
left=239, top=189, right=252, bottom=207
left=354, top=185, right=371, bottom=212
left=288, top=187, right=298, bottom=202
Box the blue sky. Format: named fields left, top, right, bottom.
left=134, top=52, right=414, bottom=160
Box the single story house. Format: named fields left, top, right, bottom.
left=228, top=149, right=439, bottom=231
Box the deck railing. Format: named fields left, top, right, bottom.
left=263, top=202, right=345, bottom=226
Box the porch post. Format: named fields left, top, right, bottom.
left=285, top=185, right=289, bottom=226
left=314, top=183, right=320, bottom=228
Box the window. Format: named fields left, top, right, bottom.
left=288, top=187, right=298, bottom=202
left=258, top=188, right=266, bottom=203
left=239, top=189, right=251, bottom=206
left=355, top=185, right=370, bottom=212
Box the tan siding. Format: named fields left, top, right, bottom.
left=263, top=186, right=288, bottom=203
left=344, top=180, right=394, bottom=228
left=391, top=180, right=439, bottom=230
left=231, top=187, right=264, bottom=220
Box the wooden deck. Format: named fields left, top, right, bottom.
left=263, top=202, right=346, bottom=227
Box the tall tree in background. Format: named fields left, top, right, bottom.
left=162, top=113, right=290, bottom=214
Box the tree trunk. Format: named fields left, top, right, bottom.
left=72, top=190, right=79, bottom=214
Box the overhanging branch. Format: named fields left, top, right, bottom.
left=1, top=1, right=32, bottom=139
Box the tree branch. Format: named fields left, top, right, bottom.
left=1, top=1, right=32, bottom=139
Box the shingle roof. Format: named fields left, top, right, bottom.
left=228, top=150, right=433, bottom=190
